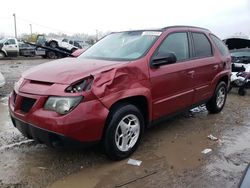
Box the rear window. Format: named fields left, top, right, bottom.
left=210, top=35, right=229, bottom=56
left=192, top=33, right=212, bottom=58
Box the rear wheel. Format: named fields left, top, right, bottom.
left=103, top=104, right=144, bottom=160
left=46, top=51, right=57, bottom=59
left=206, top=81, right=227, bottom=113
left=238, top=87, right=246, bottom=96
left=71, top=48, right=77, bottom=53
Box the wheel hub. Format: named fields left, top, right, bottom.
left=216, top=87, right=226, bottom=108
left=115, top=114, right=140, bottom=152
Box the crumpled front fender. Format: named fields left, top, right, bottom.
left=91, top=65, right=152, bottom=118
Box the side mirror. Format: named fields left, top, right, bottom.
left=151, top=51, right=177, bottom=67
left=4, top=42, right=9, bottom=45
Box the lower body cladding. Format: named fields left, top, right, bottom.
left=9, top=91, right=109, bottom=148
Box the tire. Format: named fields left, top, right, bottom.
left=206, top=81, right=227, bottom=114
left=71, top=48, right=77, bottom=53
left=46, top=51, right=57, bottom=59
left=0, top=51, right=5, bottom=59
left=103, top=103, right=144, bottom=160
left=49, top=41, right=58, bottom=48
left=238, top=87, right=246, bottom=96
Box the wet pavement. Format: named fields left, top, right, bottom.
left=0, top=58, right=250, bottom=188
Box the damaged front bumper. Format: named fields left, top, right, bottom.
left=8, top=89, right=109, bottom=146
left=10, top=115, right=96, bottom=148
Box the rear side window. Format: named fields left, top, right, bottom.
left=192, top=33, right=212, bottom=58
left=210, top=35, right=229, bottom=56
left=157, top=32, right=189, bottom=61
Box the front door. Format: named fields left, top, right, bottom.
left=4, top=39, right=19, bottom=57
left=149, top=32, right=194, bottom=120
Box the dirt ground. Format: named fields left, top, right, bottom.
left=0, top=58, right=250, bottom=188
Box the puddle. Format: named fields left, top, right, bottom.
left=48, top=108, right=217, bottom=188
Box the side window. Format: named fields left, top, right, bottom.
left=210, top=35, right=229, bottom=56
left=192, top=32, right=212, bottom=58
left=6, top=39, right=16, bottom=45
left=157, top=32, right=189, bottom=61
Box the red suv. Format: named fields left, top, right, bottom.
left=9, top=26, right=231, bottom=160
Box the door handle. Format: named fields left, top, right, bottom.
left=188, top=70, right=195, bottom=78
left=213, top=65, right=219, bottom=70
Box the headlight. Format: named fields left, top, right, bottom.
left=65, top=76, right=93, bottom=93
left=44, top=96, right=82, bottom=115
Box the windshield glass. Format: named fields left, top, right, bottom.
left=231, top=50, right=250, bottom=64
left=231, top=51, right=250, bottom=57
left=80, top=31, right=162, bottom=61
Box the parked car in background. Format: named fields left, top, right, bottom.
left=0, top=72, right=5, bottom=88
left=9, top=26, right=231, bottom=160
left=0, top=38, right=19, bottom=58
left=19, top=42, right=36, bottom=57
left=224, top=37, right=250, bottom=95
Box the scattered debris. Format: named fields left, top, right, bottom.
left=38, top=167, right=47, bottom=170
left=127, top=158, right=142, bottom=166
left=10, top=65, right=19, bottom=68
left=207, top=134, right=218, bottom=141
left=201, top=148, right=212, bottom=154
left=115, top=171, right=157, bottom=187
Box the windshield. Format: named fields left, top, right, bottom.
left=231, top=50, right=250, bottom=64
left=80, top=31, right=161, bottom=61
left=231, top=51, right=250, bottom=57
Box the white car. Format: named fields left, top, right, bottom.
left=0, top=72, right=5, bottom=88
left=46, top=38, right=79, bottom=52
left=231, top=48, right=250, bottom=81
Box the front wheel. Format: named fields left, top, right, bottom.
left=49, top=41, right=58, bottom=48
left=103, top=104, right=144, bottom=160
left=0, top=51, right=5, bottom=59
left=206, top=81, right=227, bottom=114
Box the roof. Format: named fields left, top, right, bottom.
left=113, top=25, right=210, bottom=34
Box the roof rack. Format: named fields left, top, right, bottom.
left=162, top=25, right=210, bottom=31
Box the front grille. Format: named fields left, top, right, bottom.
left=20, top=97, right=36, bottom=113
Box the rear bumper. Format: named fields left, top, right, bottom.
left=11, top=115, right=97, bottom=148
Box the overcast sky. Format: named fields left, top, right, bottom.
left=0, top=0, right=249, bottom=39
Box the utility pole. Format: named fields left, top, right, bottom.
left=13, top=13, right=17, bottom=38
left=96, top=29, right=98, bottom=42
left=29, top=24, right=32, bottom=37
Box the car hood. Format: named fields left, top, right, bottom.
left=23, top=58, right=127, bottom=84
left=223, top=37, right=250, bottom=50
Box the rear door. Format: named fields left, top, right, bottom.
left=189, top=31, right=218, bottom=104
left=149, top=31, right=195, bottom=119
